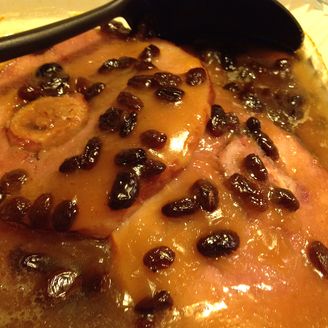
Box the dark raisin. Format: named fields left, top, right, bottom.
left=270, top=187, right=300, bottom=212
left=82, top=272, right=110, bottom=295
left=28, top=193, right=53, bottom=229
left=134, top=159, right=167, bottom=179
left=18, top=84, right=41, bottom=101
left=59, top=156, right=81, bottom=173
left=101, top=20, right=131, bottom=38
left=227, top=173, right=268, bottom=211
left=98, top=57, right=137, bottom=73
left=47, top=270, right=79, bottom=299
left=255, top=132, right=279, bottom=161
left=117, top=91, right=144, bottom=111
left=75, top=77, right=89, bottom=93
left=155, top=87, right=184, bottom=102
left=197, top=230, right=240, bottom=258
left=135, top=61, right=156, bottom=71
left=36, top=63, right=63, bottom=78
left=246, top=117, right=261, bottom=133
left=136, top=314, right=155, bottom=328
left=114, top=148, right=147, bottom=167
left=40, top=76, right=70, bottom=97
left=220, top=53, right=236, bottom=71
left=206, top=104, right=227, bottom=137
left=128, top=75, right=154, bottom=89
left=20, top=253, right=54, bottom=273
left=0, top=169, right=28, bottom=194
left=119, top=111, right=138, bottom=137
left=0, top=197, right=31, bottom=222
left=84, top=82, right=105, bottom=101
left=240, top=91, right=264, bottom=112
left=225, top=113, right=240, bottom=133
left=52, top=200, right=78, bottom=232
left=140, top=130, right=167, bottom=149
left=186, top=67, right=207, bottom=86
left=98, top=58, right=120, bottom=73
left=162, top=197, right=199, bottom=217
left=143, top=246, right=175, bottom=272
left=153, top=72, right=182, bottom=88
left=108, top=170, right=139, bottom=210
left=139, top=44, right=160, bottom=62
left=135, top=291, right=173, bottom=314
left=99, top=107, right=123, bottom=132
left=243, top=154, right=268, bottom=181
left=0, top=187, right=6, bottom=205
left=191, top=179, right=219, bottom=212
left=308, top=241, right=328, bottom=277
left=223, top=82, right=240, bottom=93
left=80, top=137, right=102, bottom=170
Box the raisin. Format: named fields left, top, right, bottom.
left=101, top=20, right=131, bottom=38
left=274, top=58, right=291, bottom=72
left=82, top=272, right=111, bottom=295
left=223, top=82, right=240, bottom=93
left=140, top=130, right=167, bottom=149
left=119, top=111, right=138, bottom=137
left=246, top=117, right=261, bottom=133
left=18, top=84, right=41, bottom=101
left=225, top=113, right=240, bottom=133
left=135, top=61, right=156, bottom=71
left=28, top=193, right=53, bottom=229
left=197, top=230, right=240, bottom=258
left=135, top=291, right=173, bottom=314
left=186, top=67, right=207, bottom=86
left=98, top=58, right=120, bottom=73
left=108, top=171, right=139, bottom=210
left=114, top=148, right=147, bottom=167
left=308, top=241, right=328, bottom=277
left=0, top=197, right=31, bottom=222
left=80, top=137, right=102, bottom=170
left=98, top=57, right=137, bottom=73
left=40, top=76, right=70, bottom=97
left=243, top=154, right=268, bottom=181
left=0, top=169, right=28, bottom=194
left=117, top=91, right=144, bottom=111
left=20, top=253, right=54, bottom=273
left=162, top=197, right=199, bottom=217
left=98, top=107, right=123, bottom=132
left=155, top=87, right=184, bottom=102
left=270, top=187, right=300, bottom=212
left=255, top=132, right=279, bottom=161
left=134, top=159, right=167, bottom=179
left=191, top=179, right=219, bottom=212
left=206, top=104, right=227, bottom=137
left=47, top=270, right=79, bottom=299
left=227, top=173, right=268, bottom=211
left=84, top=82, right=105, bottom=101
left=75, top=77, right=89, bottom=94
left=52, top=200, right=78, bottom=232
left=59, top=156, right=81, bottom=174
left=128, top=75, right=154, bottom=89
left=153, top=72, right=182, bottom=88
left=36, top=63, right=63, bottom=78
left=139, top=44, right=160, bottom=62
left=143, top=246, right=175, bottom=273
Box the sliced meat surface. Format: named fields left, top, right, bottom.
left=112, top=89, right=328, bottom=327
left=0, top=30, right=212, bottom=236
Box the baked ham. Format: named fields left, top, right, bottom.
left=0, top=26, right=328, bottom=327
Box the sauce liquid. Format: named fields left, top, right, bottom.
left=0, top=27, right=328, bottom=328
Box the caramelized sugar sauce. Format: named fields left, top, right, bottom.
left=0, top=25, right=328, bottom=328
